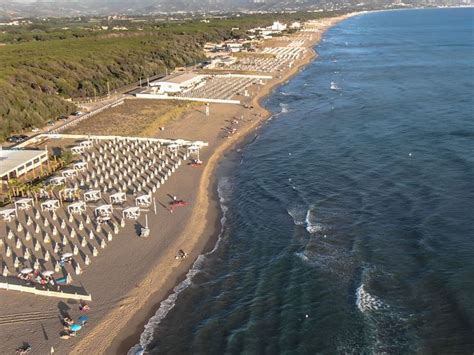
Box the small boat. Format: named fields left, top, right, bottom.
left=330, top=82, right=339, bottom=90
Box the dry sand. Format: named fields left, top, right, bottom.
left=0, top=13, right=357, bottom=355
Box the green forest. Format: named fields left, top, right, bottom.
left=0, top=11, right=339, bottom=141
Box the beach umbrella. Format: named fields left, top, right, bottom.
left=43, top=270, right=54, bottom=276
left=78, top=315, right=89, bottom=323
left=70, top=324, right=82, bottom=332
left=21, top=268, right=33, bottom=274
left=62, top=252, right=73, bottom=258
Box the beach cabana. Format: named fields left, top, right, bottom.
left=48, top=176, right=66, bottom=186
left=110, top=192, right=126, bottom=204
left=95, top=204, right=113, bottom=218
left=71, top=146, right=86, bottom=155
left=68, top=201, right=87, bottom=215
left=14, top=198, right=34, bottom=211
left=62, top=169, right=77, bottom=178
left=167, top=143, right=179, bottom=152
left=0, top=208, right=17, bottom=222
left=80, top=140, right=93, bottom=149
left=187, top=145, right=200, bottom=153
left=73, top=161, right=88, bottom=172
left=123, top=206, right=140, bottom=220
left=41, top=199, right=60, bottom=212
left=135, top=194, right=152, bottom=207
left=84, top=190, right=101, bottom=202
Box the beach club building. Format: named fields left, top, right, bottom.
left=150, top=73, right=204, bottom=94
left=0, top=148, right=49, bottom=181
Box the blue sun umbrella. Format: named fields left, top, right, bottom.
left=69, top=323, right=82, bottom=332
left=78, top=315, right=89, bottom=323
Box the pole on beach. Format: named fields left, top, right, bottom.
left=153, top=198, right=157, bottom=215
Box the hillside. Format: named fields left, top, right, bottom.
left=0, top=11, right=337, bottom=141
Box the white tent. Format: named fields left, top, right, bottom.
left=80, top=140, right=93, bottom=148
left=123, top=206, right=140, bottom=220
left=167, top=143, right=179, bottom=152
left=95, top=204, right=113, bottom=217
left=41, top=200, right=60, bottom=212
left=110, top=192, right=126, bottom=204
left=14, top=198, right=34, bottom=211
left=68, top=201, right=87, bottom=215
left=187, top=145, right=200, bottom=153
left=71, top=146, right=86, bottom=155
left=84, top=190, right=101, bottom=202
left=73, top=161, right=88, bottom=171
left=136, top=194, right=152, bottom=207
left=48, top=176, right=66, bottom=186
left=62, top=169, right=77, bottom=178
left=0, top=208, right=16, bottom=222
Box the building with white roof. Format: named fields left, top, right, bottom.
left=150, top=73, right=204, bottom=94
left=0, top=148, right=48, bottom=181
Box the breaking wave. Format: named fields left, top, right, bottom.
left=287, top=205, right=326, bottom=234
left=356, top=284, right=389, bottom=313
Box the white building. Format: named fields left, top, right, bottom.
left=0, top=148, right=49, bottom=181
left=271, top=21, right=287, bottom=32
left=150, top=73, right=204, bottom=94
left=290, top=22, right=301, bottom=30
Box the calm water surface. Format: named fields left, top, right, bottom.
left=134, top=8, right=474, bottom=354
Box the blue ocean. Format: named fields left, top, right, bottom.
left=133, top=8, right=474, bottom=354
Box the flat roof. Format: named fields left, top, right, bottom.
left=0, top=149, right=48, bottom=178
left=156, top=72, right=201, bottom=85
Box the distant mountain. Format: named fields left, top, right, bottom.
left=0, top=0, right=466, bottom=18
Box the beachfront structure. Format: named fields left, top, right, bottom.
left=0, top=148, right=49, bottom=181
left=150, top=73, right=204, bottom=94
left=271, top=21, right=287, bottom=32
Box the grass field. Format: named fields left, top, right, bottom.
left=64, top=99, right=198, bottom=137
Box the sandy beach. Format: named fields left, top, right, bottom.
left=0, top=13, right=357, bottom=354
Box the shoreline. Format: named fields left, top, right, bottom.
left=105, top=13, right=360, bottom=354
left=0, top=12, right=359, bottom=355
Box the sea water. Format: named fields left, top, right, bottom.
left=132, top=8, right=474, bottom=354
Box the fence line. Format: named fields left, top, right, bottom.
left=135, top=94, right=241, bottom=105
left=48, top=98, right=125, bottom=134
left=0, top=282, right=92, bottom=301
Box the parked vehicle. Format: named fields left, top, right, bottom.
left=7, top=134, right=29, bottom=143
